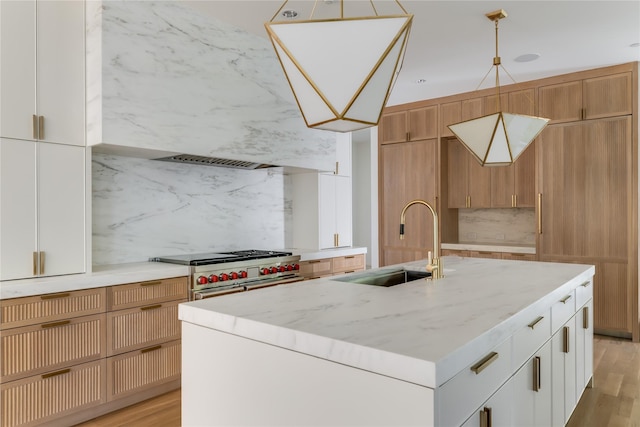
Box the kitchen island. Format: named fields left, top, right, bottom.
left=178, top=256, right=594, bottom=426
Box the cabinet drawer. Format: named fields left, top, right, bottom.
left=1, top=313, right=106, bottom=383
left=438, top=338, right=512, bottom=427
left=299, top=259, right=333, bottom=279
left=0, top=288, right=106, bottom=330
left=1, top=359, right=106, bottom=427
left=332, top=254, right=365, bottom=273
left=501, top=252, right=536, bottom=261
left=108, top=276, right=188, bottom=311
left=107, top=299, right=185, bottom=356
left=107, top=339, right=181, bottom=402
left=512, top=309, right=551, bottom=371
left=468, top=251, right=503, bottom=259
left=551, top=290, right=576, bottom=333
left=575, top=279, right=593, bottom=308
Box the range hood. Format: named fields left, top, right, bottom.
left=153, top=154, right=276, bottom=170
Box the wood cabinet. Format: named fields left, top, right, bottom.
left=447, top=138, right=491, bottom=208
left=0, top=0, right=85, bottom=145
left=380, top=106, right=437, bottom=144
left=0, top=139, right=85, bottom=280
left=440, top=101, right=461, bottom=138
left=299, top=254, right=366, bottom=279
left=106, top=278, right=186, bottom=401
left=490, top=141, right=536, bottom=208
left=379, top=138, right=438, bottom=266
left=538, top=72, right=632, bottom=124
left=441, top=248, right=536, bottom=261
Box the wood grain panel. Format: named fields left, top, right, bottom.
left=379, top=111, right=407, bottom=144
left=508, top=89, right=536, bottom=116
left=538, top=80, right=582, bottom=123
left=583, top=72, right=632, bottom=119
left=299, top=259, right=332, bottom=279
left=382, top=248, right=431, bottom=267
left=107, top=340, right=181, bottom=402
left=0, top=313, right=105, bottom=383
left=108, top=277, right=188, bottom=311
left=408, top=105, right=437, bottom=140
left=447, top=139, right=469, bottom=208
left=107, top=300, right=184, bottom=356
left=440, top=101, right=461, bottom=137
left=332, top=254, right=365, bottom=274
left=594, top=262, right=630, bottom=334
left=461, top=97, right=483, bottom=120
left=0, top=288, right=106, bottom=330
left=0, top=359, right=106, bottom=427
left=484, top=93, right=509, bottom=115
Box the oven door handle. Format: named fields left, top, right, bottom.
left=192, top=286, right=245, bottom=300
left=244, top=276, right=305, bottom=291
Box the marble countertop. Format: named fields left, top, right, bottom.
left=442, top=242, right=536, bottom=254
left=290, top=246, right=368, bottom=261
left=179, top=256, right=594, bottom=389
left=0, top=262, right=190, bottom=300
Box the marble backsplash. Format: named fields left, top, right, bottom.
left=92, top=153, right=291, bottom=265
left=458, top=208, right=536, bottom=245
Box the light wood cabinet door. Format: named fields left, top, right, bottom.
left=332, top=254, right=365, bottom=274
left=461, top=97, right=483, bottom=121
left=380, top=138, right=437, bottom=266
left=108, top=277, right=188, bottom=311
left=107, top=339, right=181, bottom=402
left=593, top=261, right=630, bottom=335
left=1, top=359, right=106, bottom=427
left=379, top=111, right=407, bottom=144
left=583, top=72, right=632, bottom=119
left=491, top=141, right=536, bottom=208
left=440, top=101, right=461, bottom=137
left=509, top=89, right=536, bottom=115
left=538, top=80, right=582, bottom=124
left=299, top=259, right=333, bottom=279
left=448, top=138, right=491, bottom=208
left=467, top=153, right=491, bottom=208
left=484, top=93, right=509, bottom=115
left=408, top=105, right=438, bottom=141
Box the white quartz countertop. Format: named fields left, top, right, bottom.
left=442, top=242, right=536, bottom=254
left=179, top=256, right=594, bottom=389
left=290, top=246, right=367, bottom=261
left=0, top=262, right=190, bottom=300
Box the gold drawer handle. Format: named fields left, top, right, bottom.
left=140, top=304, right=162, bottom=311
left=345, top=256, right=355, bottom=259
left=583, top=307, right=589, bottom=329
left=41, top=320, right=71, bottom=329
left=141, top=345, right=162, bottom=354
left=471, top=352, right=499, bottom=375
left=344, top=270, right=355, bottom=274
left=528, top=316, right=544, bottom=329
left=563, top=326, right=570, bottom=353
left=581, top=281, right=591, bottom=288
left=480, top=406, right=492, bottom=427
left=533, top=356, right=541, bottom=392
left=309, top=260, right=322, bottom=264
left=560, top=295, right=572, bottom=304
left=40, top=293, right=71, bottom=300
left=141, top=280, right=163, bottom=287
left=41, top=368, right=70, bottom=379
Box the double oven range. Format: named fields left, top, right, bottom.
left=151, top=250, right=303, bottom=300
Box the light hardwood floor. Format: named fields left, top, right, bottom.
left=76, top=336, right=639, bottom=427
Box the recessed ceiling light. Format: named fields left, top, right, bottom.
left=281, top=10, right=298, bottom=18
left=514, top=53, right=540, bottom=63
left=631, top=42, right=640, bottom=48
left=415, top=79, right=427, bottom=84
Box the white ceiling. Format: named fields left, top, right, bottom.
left=184, top=0, right=639, bottom=106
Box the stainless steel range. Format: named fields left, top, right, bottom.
left=151, top=250, right=302, bottom=300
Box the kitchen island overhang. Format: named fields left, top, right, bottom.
left=179, top=256, right=595, bottom=426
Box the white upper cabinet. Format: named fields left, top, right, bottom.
left=0, top=0, right=85, bottom=146
left=0, top=139, right=86, bottom=280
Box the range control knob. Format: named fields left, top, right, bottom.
left=208, top=274, right=219, bottom=283
left=293, top=264, right=300, bottom=270
left=261, top=268, right=269, bottom=275
left=240, top=270, right=248, bottom=278
left=220, top=273, right=229, bottom=281
left=197, top=276, right=208, bottom=285
left=286, top=264, right=293, bottom=271
left=278, top=265, right=286, bottom=272
left=269, top=266, right=278, bottom=274
left=231, top=272, right=239, bottom=280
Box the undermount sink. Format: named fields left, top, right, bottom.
left=334, top=269, right=431, bottom=287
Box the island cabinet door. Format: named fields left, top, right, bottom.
left=460, top=379, right=513, bottom=427
left=575, top=299, right=594, bottom=394
left=511, top=340, right=552, bottom=427
left=551, top=315, right=578, bottom=426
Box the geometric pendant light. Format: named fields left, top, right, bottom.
left=265, top=1, right=413, bottom=133
left=448, top=9, right=549, bottom=166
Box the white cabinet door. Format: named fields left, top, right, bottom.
left=38, top=143, right=85, bottom=276
left=0, top=0, right=84, bottom=145
left=0, top=140, right=85, bottom=280
left=512, top=340, right=552, bottom=427
left=335, top=133, right=352, bottom=176
left=0, top=1, right=36, bottom=140
left=461, top=379, right=513, bottom=427
left=318, top=174, right=336, bottom=249
left=551, top=315, right=577, bottom=426
left=36, top=0, right=85, bottom=145
left=334, top=175, right=352, bottom=247
left=575, top=299, right=594, bottom=394
left=0, top=139, right=37, bottom=280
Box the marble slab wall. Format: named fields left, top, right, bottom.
left=86, top=0, right=336, bottom=171
left=458, top=208, right=536, bottom=245
left=92, top=153, right=291, bottom=265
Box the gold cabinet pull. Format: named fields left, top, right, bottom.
left=581, top=281, right=591, bottom=288
left=141, top=345, right=162, bottom=354
left=528, top=316, right=544, bottom=329
left=308, top=260, right=322, bottom=264
left=40, top=292, right=71, bottom=300
left=40, top=251, right=45, bottom=275
left=32, top=115, right=39, bottom=139
left=563, top=326, right=570, bottom=353
left=583, top=307, right=589, bottom=329
left=514, top=194, right=518, bottom=207
left=560, top=295, right=572, bottom=304
left=140, top=280, right=163, bottom=287
left=41, top=320, right=71, bottom=329
left=38, top=115, right=45, bottom=140
left=140, top=304, right=162, bottom=311
left=533, top=356, right=541, bottom=392
left=537, top=193, right=542, bottom=234
left=470, top=352, right=499, bottom=374
left=33, top=251, right=38, bottom=275
left=345, top=256, right=355, bottom=259
left=41, top=368, right=71, bottom=379
left=334, top=233, right=339, bottom=247
left=406, top=132, right=410, bottom=141
left=480, top=406, right=492, bottom=427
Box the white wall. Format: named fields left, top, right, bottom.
left=352, top=128, right=378, bottom=269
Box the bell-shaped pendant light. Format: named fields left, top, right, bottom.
left=265, top=1, right=413, bottom=133
left=448, top=9, right=549, bottom=166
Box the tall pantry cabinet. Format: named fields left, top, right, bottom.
left=0, top=0, right=86, bottom=280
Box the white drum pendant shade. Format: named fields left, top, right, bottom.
left=266, top=15, right=412, bottom=132
left=448, top=112, right=549, bottom=166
